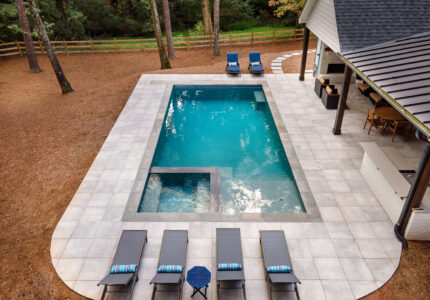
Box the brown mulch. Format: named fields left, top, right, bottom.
left=0, top=41, right=428, bottom=300
left=282, top=50, right=316, bottom=73
left=363, top=241, right=430, bottom=300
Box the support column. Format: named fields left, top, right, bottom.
left=299, top=27, right=310, bottom=81
left=398, top=143, right=430, bottom=235
left=332, top=66, right=352, bottom=135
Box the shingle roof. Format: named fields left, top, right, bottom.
left=343, top=32, right=430, bottom=136
left=333, top=0, right=430, bottom=52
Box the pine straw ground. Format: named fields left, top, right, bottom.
left=0, top=41, right=428, bottom=299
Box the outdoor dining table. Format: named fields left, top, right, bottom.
left=374, top=107, right=405, bottom=122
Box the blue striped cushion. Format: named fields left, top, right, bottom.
left=157, top=265, right=183, bottom=273
left=265, top=265, right=291, bottom=273
left=217, top=263, right=243, bottom=271
left=109, top=264, right=137, bottom=274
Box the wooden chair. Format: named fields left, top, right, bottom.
left=385, top=120, right=412, bottom=142
left=363, top=110, right=384, bottom=134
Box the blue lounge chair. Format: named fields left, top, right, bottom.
left=249, top=51, right=264, bottom=74
left=226, top=52, right=240, bottom=74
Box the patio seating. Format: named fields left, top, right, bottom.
left=98, top=230, right=148, bottom=300
left=321, top=85, right=340, bottom=109
left=363, top=109, right=385, bottom=134
left=369, top=92, right=384, bottom=107
left=216, top=228, right=246, bottom=300
left=248, top=52, right=264, bottom=74
left=226, top=52, right=240, bottom=74
left=260, top=231, right=300, bottom=300
left=385, top=120, right=413, bottom=142
left=314, top=77, right=331, bottom=98
left=358, top=82, right=370, bottom=96
left=150, top=230, right=188, bottom=300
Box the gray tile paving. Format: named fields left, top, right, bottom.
left=321, top=279, right=354, bottom=300
left=50, top=74, right=422, bottom=299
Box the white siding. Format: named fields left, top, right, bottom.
left=306, top=0, right=341, bottom=53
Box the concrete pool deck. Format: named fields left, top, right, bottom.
left=51, top=74, right=424, bottom=300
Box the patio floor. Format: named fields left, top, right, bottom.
left=51, top=74, right=425, bottom=300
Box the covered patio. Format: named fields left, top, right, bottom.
left=299, top=1, right=430, bottom=246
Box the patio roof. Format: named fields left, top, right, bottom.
left=341, top=32, right=430, bottom=138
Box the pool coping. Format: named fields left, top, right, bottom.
left=122, top=79, right=321, bottom=222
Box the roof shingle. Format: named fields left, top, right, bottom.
left=333, top=0, right=430, bottom=52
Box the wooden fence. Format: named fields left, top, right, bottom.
left=0, top=28, right=309, bottom=57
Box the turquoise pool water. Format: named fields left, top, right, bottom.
left=139, top=85, right=304, bottom=214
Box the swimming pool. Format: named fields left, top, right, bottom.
left=138, top=85, right=305, bottom=214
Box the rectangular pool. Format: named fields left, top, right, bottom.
left=138, top=85, right=305, bottom=214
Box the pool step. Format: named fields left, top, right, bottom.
left=196, top=178, right=210, bottom=212
left=254, top=90, right=266, bottom=103
left=140, top=174, right=162, bottom=212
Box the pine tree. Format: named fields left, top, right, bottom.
left=201, top=0, right=213, bottom=36
left=15, top=0, right=41, bottom=73
left=213, top=0, right=220, bottom=56
left=162, top=0, right=175, bottom=59
left=28, top=0, right=73, bottom=94
left=149, top=0, right=171, bottom=69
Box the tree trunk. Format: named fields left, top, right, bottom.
left=213, top=0, right=220, bottom=56
left=28, top=0, right=73, bottom=94
left=15, top=0, right=41, bottom=73
left=149, top=0, right=171, bottom=69
left=201, top=0, right=213, bottom=36
left=162, top=0, right=175, bottom=59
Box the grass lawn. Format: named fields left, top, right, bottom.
left=65, top=26, right=300, bottom=52
left=96, top=26, right=297, bottom=40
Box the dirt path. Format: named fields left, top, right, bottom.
left=0, top=41, right=428, bottom=299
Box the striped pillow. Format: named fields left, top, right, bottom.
left=157, top=265, right=183, bottom=273
left=217, top=263, right=243, bottom=271
left=265, top=265, right=291, bottom=273
left=109, top=264, right=137, bottom=274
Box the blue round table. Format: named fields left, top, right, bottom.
left=186, top=266, right=211, bottom=299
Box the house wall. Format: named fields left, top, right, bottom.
left=306, top=0, right=341, bottom=53
left=405, top=180, right=430, bottom=241
left=314, top=41, right=348, bottom=83
left=360, top=142, right=430, bottom=241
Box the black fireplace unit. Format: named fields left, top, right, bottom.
left=327, top=64, right=345, bottom=74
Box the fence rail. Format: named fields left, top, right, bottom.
left=0, top=28, right=310, bottom=57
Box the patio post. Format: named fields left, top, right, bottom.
left=299, top=27, right=310, bottom=81
left=332, top=66, right=352, bottom=135
left=395, top=143, right=430, bottom=247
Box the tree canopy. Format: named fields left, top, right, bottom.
left=268, top=0, right=305, bottom=18
left=0, top=0, right=304, bottom=42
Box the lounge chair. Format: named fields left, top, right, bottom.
left=260, top=231, right=300, bottom=300
left=216, top=228, right=246, bottom=300
left=150, top=230, right=188, bottom=300
left=98, top=230, right=148, bottom=300
left=248, top=51, right=264, bottom=74
left=226, top=52, right=240, bottom=74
